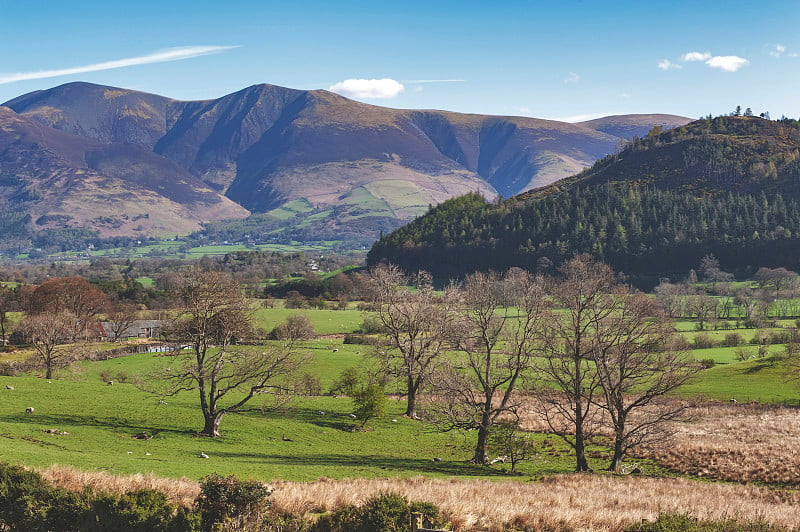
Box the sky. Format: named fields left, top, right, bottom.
left=1, top=0, right=798, bottom=122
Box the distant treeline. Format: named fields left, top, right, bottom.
left=367, top=186, right=800, bottom=280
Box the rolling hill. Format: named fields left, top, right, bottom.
left=368, top=115, right=800, bottom=279
left=1, top=81, right=689, bottom=246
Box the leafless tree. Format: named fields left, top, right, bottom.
left=0, top=284, right=14, bottom=345
left=428, top=270, right=548, bottom=464
left=590, top=291, right=697, bottom=472
left=103, top=303, right=139, bottom=342
left=157, top=269, right=304, bottom=437
left=365, top=264, right=456, bottom=419
left=686, top=294, right=717, bottom=330
left=535, top=255, right=612, bottom=472
left=755, top=267, right=798, bottom=301
left=17, top=311, right=89, bottom=379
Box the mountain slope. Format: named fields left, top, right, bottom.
left=2, top=81, right=690, bottom=243
left=0, top=106, right=248, bottom=237
left=368, top=116, right=800, bottom=278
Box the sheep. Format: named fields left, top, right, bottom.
left=318, top=411, right=325, bottom=415
left=25, top=407, right=34, bottom=414
left=730, top=398, right=738, bottom=404
left=349, top=413, right=357, bottom=418
left=5, top=385, right=13, bottom=390
left=489, top=455, right=508, bottom=464
left=199, top=452, right=209, bottom=459
left=107, top=381, right=113, bottom=386
left=159, top=400, right=168, bottom=405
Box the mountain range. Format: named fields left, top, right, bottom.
left=0, top=81, right=689, bottom=241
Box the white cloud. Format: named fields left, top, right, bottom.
left=403, top=79, right=465, bottom=83
left=682, top=51, right=712, bottom=62
left=658, top=59, right=682, bottom=70
left=705, top=55, right=749, bottom=72
left=0, top=46, right=238, bottom=85
left=550, top=112, right=614, bottom=123
left=619, top=92, right=632, bottom=99
left=328, top=78, right=405, bottom=99
left=770, top=44, right=787, bottom=58
left=563, top=72, right=580, bottom=83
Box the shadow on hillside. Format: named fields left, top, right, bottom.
left=208, top=449, right=508, bottom=476
left=0, top=412, right=189, bottom=438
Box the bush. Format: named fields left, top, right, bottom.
left=699, top=358, right=716, bottom=369
left=723, top=332, right=742, bottom=347
left=296, top=373, right=322, bottom=396
left=343, top=334, right=377, bottom=345
left=271, top=314, right=316, bottom=341
left=0, top=461, right=89, bottom=532
left=352, top=384, right=387, bottom=428
left=89, top=489, right=197, bottom=532
left=359, top=316, right=386, bottom=334
left=692, top=333, right=717, bottom=349
left=198, top=474, right=273, bottom=531
left=329, top=367, right=362, bottom=396
left=311, top=493, right=444, bottom=532
left=625, top=512, right=781, bottom=531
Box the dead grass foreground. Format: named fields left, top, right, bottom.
left=268, top=475, right=800, bottom=531
left=39, top=466, right=800, bottom=531
left=642, top=402, right=800, bottom=485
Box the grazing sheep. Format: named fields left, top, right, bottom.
left=730, top=398, right=738, bottom=404
left=199, top=452, right=209, bottom=459
left=318, top=411, right=325, bottom=415
left=349, top=413, right=357, bottom=418
left=145, top=452, right=152, bottom=456
left=5, top=385, right=14, bottom=390
left=107, top=381, right=113, bottom=386
left=490, top=455, right=508, bottom=464
left=159, top=400, right=168, bottom=405
left=432, top=457, right=442, bottom=462
left=25, top=407, right=34, bottom=414
left=391, top=419, right=398, bottom=423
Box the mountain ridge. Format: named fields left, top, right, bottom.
left=1, top=81, right=690, bottom=244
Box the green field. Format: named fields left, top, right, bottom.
left=2, top=303, right=800, bottom=484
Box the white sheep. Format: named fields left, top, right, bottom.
left=25, top=407, right=34, bottom=414
left=5, top=385, right=14, bottom=390
left=199, top=452, right=210, bottom=459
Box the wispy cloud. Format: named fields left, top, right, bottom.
left=328, top=78, right=405, bottom=99
left=682, top=51, right=712, bottom=62
left=658, top=59, right=682, bottom=70
left=705, top=55, right=749, bottom=72
left=563, top=72, right=580, bottom=84
left=0, top=46, right=239, bottom=85
left=619, top=92, right=632, bottom=99
left=770, top=44, right=786, bottom=58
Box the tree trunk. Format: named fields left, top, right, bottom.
left=472, top=424, right=490, bottom=464
left=574, top=400, right=590, bottom=472
left=405, top=376, right=418, bottom=418
left=200, top=411, right=224, bottom=437
left=608, top=437, right=625, bottom=473
left=45, top=365, right=53, bottom=380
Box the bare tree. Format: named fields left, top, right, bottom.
left=535, top=255, right=612, bottom=472
left=158, top=269, right=304, bottom=437
left=366, top=265, right=456, bottom=419
left=591, top=291, right=697, bottom=472
left=103, top=303, right=139, bottom=342
left=0, top=284, right=14, bottom=345
left=755, top=267, right=798, bottom=301
left=686, top=294, right=717, bottom=330
left=429, top=270, right=547, bottom=464
left=17, top=311, right=89, bottom=379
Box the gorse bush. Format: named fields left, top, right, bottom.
left=197, top=474, right=273, bottom=531
left=626, top=512, right=784, bottom=531
left=311, top=492, right=445, bottom=532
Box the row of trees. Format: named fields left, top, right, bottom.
left=367, top=256, right=697, bottom=472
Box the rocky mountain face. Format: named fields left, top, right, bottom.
left=1, top=81, right=690, bottom=239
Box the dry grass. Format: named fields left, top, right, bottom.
left=267, top=475, right=800, bottom=531
left=38, top=463, right=800, bottom=531
left=40, top=465, right=200, bottom=507
left=642, top=402, right=800, bottom=485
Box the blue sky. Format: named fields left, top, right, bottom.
left=1, top=0, right=798, bottom=122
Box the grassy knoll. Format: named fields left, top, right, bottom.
left=252, top=307, right=364, bottom=335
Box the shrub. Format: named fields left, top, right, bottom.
left=352, top=384, right=387, bottom=428
left=329, top=367, right=362, bottom=396
left=359, top=316, right=386, bottom=334
left=0, top=461, right=89, bottom=532
left=625, top=512, right=781, bottom=531
left=311, top=493, right=444, bottom=532
left=692, top=333, right=717, bottom=349
left=197, top=474, right=272, bottom=531
left=343, top=334, right=377, bottom=345
left=296, top=373, right=322, bottom=396
left=699, top=358, right=716, bottom=369
left=271, top=314, right=316, bottom=341
left=89, top=489, right=197, bottom=532
left=723, top=332, right=742, bottom=347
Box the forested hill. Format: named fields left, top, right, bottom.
left=367, top=116, right=800, bottom=279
